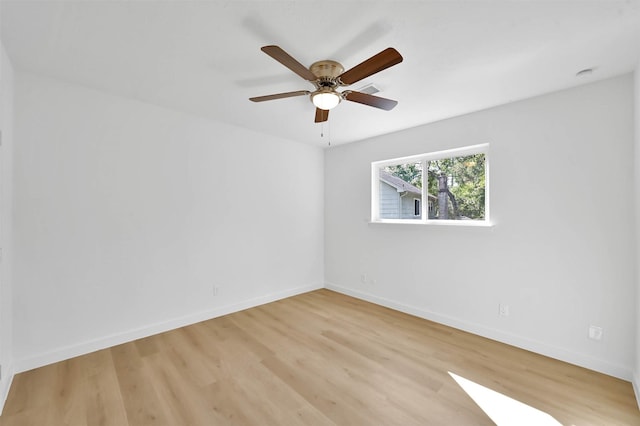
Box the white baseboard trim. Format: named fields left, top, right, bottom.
left=10, top=280, right=635, bottom=396
left=0, top=364, right=14, bottom=416
left=325, top=282, right=632, bottom=381
left=633, top=371, right=640, bottom=410
left=14, top=282, right=323, bottom=374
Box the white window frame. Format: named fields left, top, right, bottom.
left=371, top=144, right=490, bottom=226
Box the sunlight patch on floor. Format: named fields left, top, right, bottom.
left=449, top=372, right=562, bottom=426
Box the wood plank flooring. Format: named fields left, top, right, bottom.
left=1, top=289, right=638, bottom=425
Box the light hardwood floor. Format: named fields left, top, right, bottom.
left=1, top=289, right=638, bottom=425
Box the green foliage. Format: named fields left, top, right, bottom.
left=429, top=154, right=485, bottom=219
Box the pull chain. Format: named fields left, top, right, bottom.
left=320, top=120, right=331, bottom=146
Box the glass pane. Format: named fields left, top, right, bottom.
left=379, top=163, right=422, bottom=220
left=427, top=153, right=485, bottom=220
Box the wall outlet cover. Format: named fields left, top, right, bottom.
left=588, top=325, right=603, bottom=341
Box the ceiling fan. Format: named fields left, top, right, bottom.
left=249, top=45, right=403, bottom=123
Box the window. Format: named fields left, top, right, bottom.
left=371, top=144, right=489, bottom=225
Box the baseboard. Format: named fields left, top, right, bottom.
left=14, top=282, right=323, bottom=374
left=633, top=370, right=640, bottom=410
left=11, top=280, right=635, bottom=391
left=325, top=282, right=632, bottom=381
left=0, top=364, right=14, bottom=416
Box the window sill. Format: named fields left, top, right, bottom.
left=369, top=219, right=494, bottom=227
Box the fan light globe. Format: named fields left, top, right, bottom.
left=312, top=90, right=341, bottom=110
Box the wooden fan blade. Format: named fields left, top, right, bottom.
left=261, top=45, right=318, bottom=81
left=338, top=48, right=403, bottom=86
left=250, top=90, right=310, bottom=102
left=344, top=91, right=398, bottom=111
left=315, top=108, right=329, bottom=123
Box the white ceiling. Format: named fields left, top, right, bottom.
left=2, top=1, right=640, bottom=147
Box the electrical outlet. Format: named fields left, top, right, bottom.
left=588, top=325, right=603, bottom=341
left=499, top=304, right=509, bottom=317
left=360, top=274, right=376, bottom=285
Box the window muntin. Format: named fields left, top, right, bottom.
left=372, top=144, right=489, bottom=225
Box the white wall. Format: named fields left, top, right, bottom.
left=325, top=74, right=636, bottom=380
left=0, top=42, right=15, bottom=411
left=13, top=72, right=324, bottom=372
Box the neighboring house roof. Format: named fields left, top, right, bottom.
left=379, top=170, right=437, bottom=200
left=379, top=170, right=422, bottom=196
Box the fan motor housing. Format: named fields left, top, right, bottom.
left=310, top=60, right=344, bottom=80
